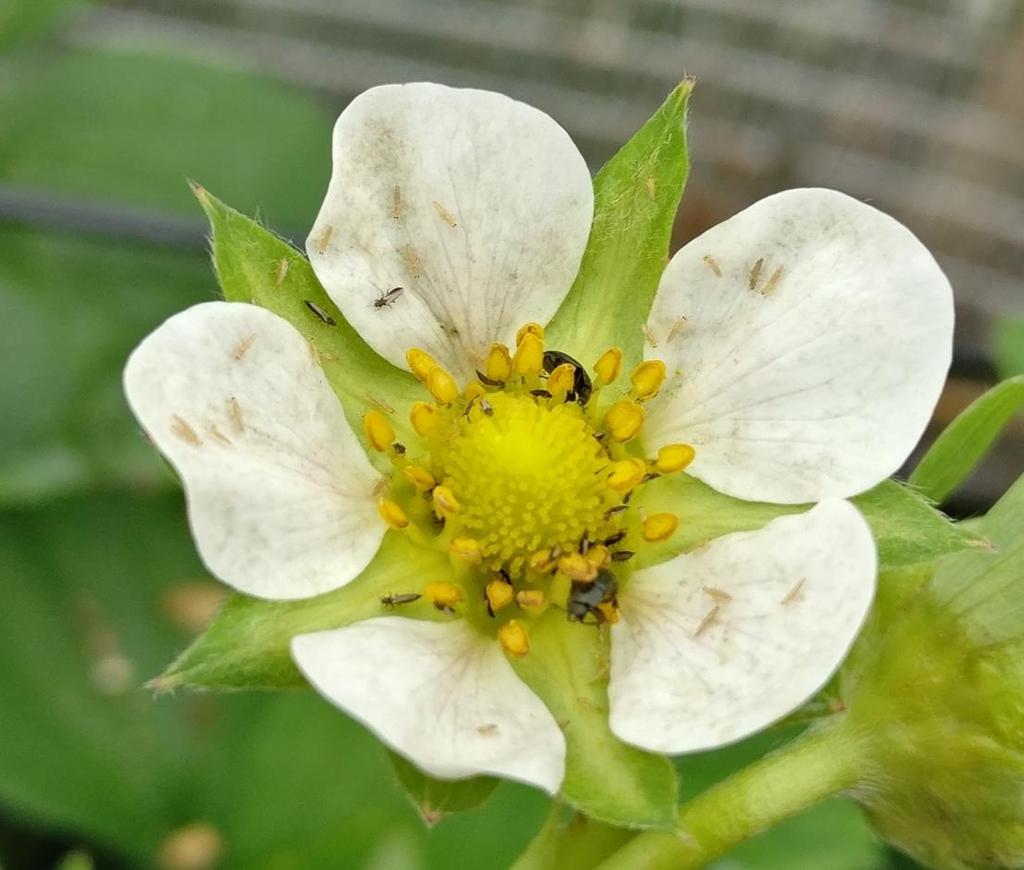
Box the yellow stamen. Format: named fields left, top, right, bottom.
left=596, top=601, right=620, bottom=624
left=584, top=544, right=610, bottom=569
left=512, top=332, right=543, bottom=376
left=655, top=443, right=696, bottom=475
left=547, top=363, right=577, bottom=396
left=424, top=581, right=463, bottom=611
left=516, top=589, right=547, bottom=615
left=558, top=552, right=598, bottom=582
left=402, top=465, right=436, bottom=492
left=406, top=348, right=439, bottom=383
left=515, top=322, right=544, bottom=346
left=410, top=401, right=438, bottom=437
left=432, top=484, right=461, bottom=518
left=605, top=400, right=645, bottom=441
left=630, top=360, right=666, bottom=399
left=449, top=537, right=483, bottom=564
left=528, top=549, right=554, bottom=573
left=593, top=347, right=623, bottom=385
left=498, top=619, right=530, bottom=657
left=465, top=381, right=485, bottom=402
left=377, top=498, right=409, bottom=529
left=362, top=410, right=395, bottom=452
left=607, top=458, right=647, bottom=492
left=485, top=343, right=512, bottom=383
left=642, top=512, right=679, bottom=542
left=486, top=579, right=515, bottom=613
left=428, top=366, right=459, bottom=405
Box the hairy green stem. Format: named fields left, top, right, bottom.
left=595, top=723, right=865, bottom=870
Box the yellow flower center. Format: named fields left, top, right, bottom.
left=363, top=323, right=697, bottom=654
left=440, top=391, right=617, bottom=573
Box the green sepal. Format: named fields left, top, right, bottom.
left=191, top=183, right=422, bottom=453
left=908, top=375, right=1024, bottom=504
left=387, top=751, right=499, bottom=827
left=545, top=80, right=692, bottom=371
left=155, top=532, right=450, bottom=690
left=633, top=475, right=980, bottom=572
left=510, top=612, right=678, bottom=830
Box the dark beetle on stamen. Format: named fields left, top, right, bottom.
left=380, top=592, right=421, bottom=606
left=567, top=569, right=617, bottom=623
left=542, top=350, right=592, bottom=405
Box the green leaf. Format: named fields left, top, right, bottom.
left=545, top=81, right=692, bottom=371
left=158, top=531, right=451, bottom=690
left=994, top=317, right=1024, bottom=379
left=634, top=475, right=978, bottom=572
left=510, top=613, right=678, bottom=829
left=194, top=185, right=422, bottom=452
left=388, top=752, right=499, bottom=826
left=908, top=375, right=1024, bottom=504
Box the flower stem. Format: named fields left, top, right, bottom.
left=595, top=723, right=865, bottom=870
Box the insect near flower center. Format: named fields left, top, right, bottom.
left=365, top=322, right=696, bottom=656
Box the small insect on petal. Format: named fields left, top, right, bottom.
left=274, top=257, right=290, bottom=288
left=703, top=585, right=733, bottom=604
left=667, top=316, right=688, bottom=343
left=654, top=443, right=696, bottom=475
left=432, top=200, right=458, bottom=227
left=373, top=286, right=404, bottom=310
left=304, top=300, right=336, bottom=326
left=498, top=620, right=530, bottom=657
left=695, top=605, right=720, bottom=637
left=761, top=265, right=785, bottom=296
left=781, top=577, right=806, bottom=605
left=630, top=360, right=666, bottom=400
left=171, top=415, right=201, bottom=446
left=311, top=224, right=334, bottom=255
left=702, top=254, right=723, bottom=277
left=748, top=257, right=764, bottom=291
left=231, top=333, right=256, bottom=361
left=642, top=512, right=679, bottom=542
left=593, top=347, right=623, bottom=385
left=362, top=410, right=395, bottom=452
left=381, top=592, right=421, bottom=606
left=605, top=400, right=645, bottom=442
left=377, top=498, right=409, bottom=529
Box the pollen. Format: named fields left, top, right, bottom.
left=362, top=410, right=395, bottom=452
left=642, top=512, right=679, bottom=542
left=498, top=619, right=530, bottom=657
left=654, top=443, right=696, bottom=474
left=441, top=392, right=617, bottom=574
left=450, top=537, right=484, bottom=564
left=605, top=400, right=645, bottom=442
left=512, top=332, right=543, bottom=376
left=485, top=579, right=515, bottom=613
left=378, top=498, right=409, bottom=529
left=593, top=347, right=622, bottom=385
left=425, top=581, right=463, bottom=612
left=485, top=343, right=512, bottom=383
left=630, top=360, right=666, bottom=400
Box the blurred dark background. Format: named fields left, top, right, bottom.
left=1, top=1, right=1021, bottom=867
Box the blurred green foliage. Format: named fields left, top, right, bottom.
left=0, top=26, right=898, bottom=869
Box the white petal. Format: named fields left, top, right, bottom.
left=307, top=82, right=593, bottom=381
left=645, top=188, right=954, bottom=503
left=292, top=617, right=566, bottom=793
left=123, top=302, right=383, bottom=600
left=609, top=499, right=876, bottom=754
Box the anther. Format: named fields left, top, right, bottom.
left=449, top=537, right=483, bottom=564
left=596, top=601, right=620, bottom=624
left=584, top=544, right=610, bottom=569
left=642, top=512, right=679, bottom=542
left=558, top=552, right=598, bottom=582
left=498, top=619, right=530, bottom=657
left=428, top=366, right=459, bottom=405
left=406, top=348, right=439, bottom=383
left=515, top=322, right=544, bottom=346
left=485, top=343, right=512, bottom=383
left=547, top=363, right=577, bottom=396
left=593, top=347, right=622, bottom=385
left=605, top=400, right=645, bottom=442
left=654, top=443, right=696, bottom=475
left=402, top=465, right=436, bottom=492
left=432, top=485, right=461, bottom=518
left=410, top=401, right=439, bottom=437
left=464, top=381, right=485, bottom=403
left=630, top=360, right=666, bottom=400
left=516, top=589, right=547, bottom=615
left=512, top=332, right=543, bottom=376
left=485, top=579, right=515, bottom=614
left=362, top=410, right=395, bottom=452
left=424, top=581, right=463, bottom=613
left=377, top=498, right=409, bottom=529
left=607, top=458, right=647, bottom=492
left=528, top=549, right=554, bottom=573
